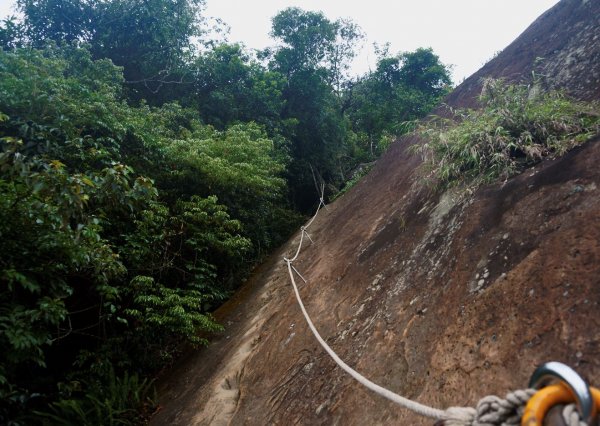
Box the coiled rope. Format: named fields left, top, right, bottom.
left=282, top=189, right=586, bottom=425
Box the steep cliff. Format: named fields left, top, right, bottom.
left=152, top=1, right=600, bottom=424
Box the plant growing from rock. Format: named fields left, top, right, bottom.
left=412, top=78, right=600, bottom=187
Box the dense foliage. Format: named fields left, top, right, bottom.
left=264, top=7, right=366, bottom=207
left=0, top=46, right=294, bottom=424
left=413, top=79, right=600, bottom=187
left=346, top=47, right=452, bottom=159
left=17, top=0, right=205, bottom=103
left=0, top=1, right=452, bottom=423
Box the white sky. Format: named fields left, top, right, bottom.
left=1, top=0, right=560, bottom=84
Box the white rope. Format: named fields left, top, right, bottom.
left=281, top=191, right=587, bottom=425
left=442, top=389, right=535, bottom=425
left=281, top=186, right=445, bottom=420
left=305, top=198, right=324, bottom=230
left=562, top=404, right=588, bottom=426
left=285, top=258, right=447, bottom=420
left=284, top=227, right=305, bottom=264
left=303, top=230, right=314, bottom=244
left=290, top=264, right=307, bottom=283
left=282, top=189, right=323, bottom=264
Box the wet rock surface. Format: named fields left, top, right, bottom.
left=151, top=1, right=600, bottom=424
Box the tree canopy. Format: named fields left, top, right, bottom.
left=17, top=0, right=206, bottom=102
left=346, top=47, right=452, bottom=158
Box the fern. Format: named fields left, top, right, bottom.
left=35, top=368, right=156, bottom=426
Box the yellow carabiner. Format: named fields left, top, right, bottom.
left=522, top=384, right=600, bottom=426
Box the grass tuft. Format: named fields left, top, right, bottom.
left=411, top=78, right=600, bottom=188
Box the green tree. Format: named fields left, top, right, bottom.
left=17, top=0, right=206, bottom=102
left=91, top=0, right=204, bottom=103
left=270, top=7, right=338, bottom=76
left=346, top=47, right=452, bottom=158
left=269, top=7, right=363, bottom=91
left=267, top=8, right=363, bottom=210
left=17, top=0, right=95, bottom=44
left=160, top=122, right=298, bottom=259
left=0, top=16, right=24, bottom=49
left=190, top=43, right=287, bottom=133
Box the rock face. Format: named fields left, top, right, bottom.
left=151, top=1, right=600, bottom=424
left=446, top=0, right=600, bottom=108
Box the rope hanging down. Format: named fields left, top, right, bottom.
left=282, top=189, right=586, bottom=426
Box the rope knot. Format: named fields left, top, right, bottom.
left=441, top=389, right=535, bottom=426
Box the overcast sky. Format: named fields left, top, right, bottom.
left=1, top=0, right=560, bottom=84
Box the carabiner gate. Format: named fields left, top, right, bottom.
left=522, top=361, right=598, bottom=426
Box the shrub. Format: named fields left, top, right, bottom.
left=333, top=162, right=374, bottom=200
left=412, top=79, right=600, bottom=187
left=36, top=368, right=156, bottom=426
